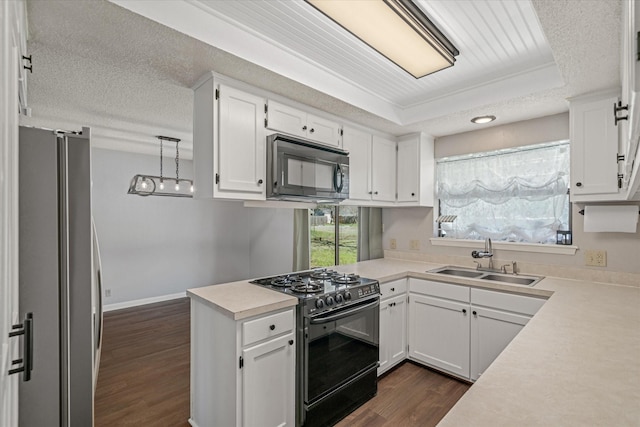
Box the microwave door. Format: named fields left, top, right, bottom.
left=282, top=154, right=336, bottom=195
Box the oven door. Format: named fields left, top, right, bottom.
left=304, top=296, right=379, bottom=405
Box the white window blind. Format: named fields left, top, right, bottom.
left=436, top=141, right=570, bottom=244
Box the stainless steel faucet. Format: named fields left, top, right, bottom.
left=471, top=237, right=494, bottom=270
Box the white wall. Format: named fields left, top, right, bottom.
left=92, top=148, right=293, bottom=306
left=384, top=114, right=640, bottom=276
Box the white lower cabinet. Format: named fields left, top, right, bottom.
left=406, top=278, right=546, bottom=381
left=469, top=306, right=529, bottom=381
left=242, top=333, right=295, bottom=427
left=469, top=287, right=546, bottom=381
left=408, top=280, right=470, bottom=379
left=189, top=298, right=295, bottom=427
left=379, top=293, right=407, bottom=375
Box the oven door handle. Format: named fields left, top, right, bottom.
left=310, top=298, right=379, bottom=324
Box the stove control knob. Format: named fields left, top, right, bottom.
left=326, top=296, right=335, bottom=306
left=315, top=299, right=325, bottom=309
left=344, top=291, right=352, bottom=301
left=335, top=293, right=344, bottom=304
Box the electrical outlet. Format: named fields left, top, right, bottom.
left=585, top=250, right=607, bottom=267
left=390, top=238, right=397, bottom=250
left=410, top=240, right=420, bottom=250
left=105, top=289, right=112, bottom=298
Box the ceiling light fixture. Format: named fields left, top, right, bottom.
left=128, top=136, right=194, bottom=198
left=471, top=115, right=496, bottom=124
left=305, top=0, right=459, bottom=78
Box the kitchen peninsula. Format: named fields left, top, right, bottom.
left=188, top=257, right=640, bottom=427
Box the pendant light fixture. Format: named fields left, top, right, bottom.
left=128, top=136, right=194, bottom=198
left=305, top=0, right=459, bottom=78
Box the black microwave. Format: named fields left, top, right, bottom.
left=266, top=133, right=349, bottom=202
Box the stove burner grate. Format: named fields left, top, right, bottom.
left=310, top=268, right=338, bottom=280
left=271, top=275, right=303, bottom=287
left=291, top=282, right=323, bottom=293
left=332, top=273, right=361, bottom=285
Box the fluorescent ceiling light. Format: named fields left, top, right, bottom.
left=306, top=0, right=459, bottom=78
left=471, top=115, right=496, bottom=124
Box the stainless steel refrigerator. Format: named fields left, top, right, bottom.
left=17, top=126, right=102, bottom=426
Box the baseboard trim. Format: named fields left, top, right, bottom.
left=104, top=292, right=187, bottom=312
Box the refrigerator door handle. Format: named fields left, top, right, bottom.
left=8, top=312, right=34, bottom=382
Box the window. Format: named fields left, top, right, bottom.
left=436, top=141, right=570, bottom=244
left=310, top=205, right=358, bottom=268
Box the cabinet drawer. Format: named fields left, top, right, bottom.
left=243, top=309, right=294, bottom=346
left=380, top=279, right=407, bottom=299
left=471, top=288, right=546, bottom=316
left=409, top=278, right=469, bottom=302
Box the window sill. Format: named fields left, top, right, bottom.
left=429, top=238, right=578, bottom=255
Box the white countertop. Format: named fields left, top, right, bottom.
left=187, top=280, right=298, bottom=320
left=187, top=258, right=640, bottom=425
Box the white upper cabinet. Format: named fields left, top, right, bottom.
left=306, top=114, right=342, bottom=147
left=266, top=100, right=342, bottom=147
left=396, top=133, right=434, bottom=206
left=343, top=128, right=396, bottom=203
left=570, top=91, right=623, bottom=202
left=621, top=0, right=640, bottom=199
left=371, top=136, right=397, bottom=202
left=193, top=75, right=266, bottom=201
left=342, top=126, right=372, bottom=200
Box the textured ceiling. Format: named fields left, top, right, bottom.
left=23, top=0, right=621, bottom=145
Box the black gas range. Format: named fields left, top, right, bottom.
left=251, top=269, right=380, bottom=427
left=251, top=268, right=379, bottom=313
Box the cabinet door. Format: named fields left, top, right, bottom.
left=242, top=333, right=295, bottom=427
left=570, top=94, right=620, bottom=199
left=343, top=127, right=372, bottom=200
left=409, top=294, right=470, bottom=379
left=397, top=137, right=419, bottom=203
left=378, top=294, right=406, bottom=376
left=470, top=307, right=529, bottom=381
left=371, top=136, right=397, bottom=202
left=218, top=84, right=266, bottom=196
left=306, top=114, right=341, bottom=147
left=387, top=294, right=407, bottom=369
left=266, top=100, right=307, bottom=138
left=378, top=300, right=390, bottom=375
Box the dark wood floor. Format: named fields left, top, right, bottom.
left=95, top=298, right=469, bottom=427
left=336, top=362, right=470, bottom=427
left=95, top=298, right=191, bottom=427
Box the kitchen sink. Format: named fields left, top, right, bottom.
left=480, top=274, right=538, bottom=286
left=433, top=268, right=484, bottom=278
left=427, top=266, right=543, bottom=287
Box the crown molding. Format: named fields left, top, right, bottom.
left=110, top=0, right=563, bottom=127
left=19, top=108, right=193, bottom=159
